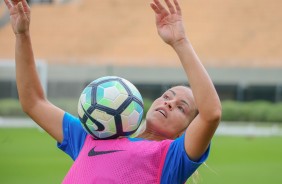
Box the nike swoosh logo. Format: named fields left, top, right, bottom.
left=88, top=146, right=124, bottom=157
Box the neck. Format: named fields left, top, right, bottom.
left=136, top=129, right=171, bottom=141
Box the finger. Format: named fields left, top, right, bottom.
left=150, top=3, right=161, bottom=14
left=17, top=1, right=25, bottom=17
left=21, top=0, right=30, bottom=10
left=164, top=0, right=176, bottom=14
left=4, top=0, right=14, bottom=10
left=153, top=0, right=169, bottom=16
left=173, top=0, right=182, bottom=15
left=12, top=0, right=20, bottom=5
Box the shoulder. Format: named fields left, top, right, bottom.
left=58, top=112, right=87, bottom=160
left=63, top=112, right=80, bottom=124
left=160, top=134, right=210, bottom=183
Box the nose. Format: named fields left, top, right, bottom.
left=164, top=101, right=174, bottom=110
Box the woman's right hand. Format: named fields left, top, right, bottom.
left=4, top=0, right=30, bottom=35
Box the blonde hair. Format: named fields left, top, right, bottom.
left=189, top=170, right=200, bottom=184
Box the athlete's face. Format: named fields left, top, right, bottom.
left=145, top=86, right=197, bottom=139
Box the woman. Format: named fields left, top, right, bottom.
left=4, top=0, right=221, bottom=183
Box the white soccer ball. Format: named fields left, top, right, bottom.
left=78, top=76, right=144, bottom=139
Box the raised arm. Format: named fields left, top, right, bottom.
left=4, top=0, right=64, bottom=143
left=150, top=0, right=221, bottom=161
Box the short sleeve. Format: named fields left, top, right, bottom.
left=57, top=112, right=87, bottom=160
left=161, top=134, right=210, bottom=184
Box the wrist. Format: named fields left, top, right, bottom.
left=171, top=38, right=190, bottom=51
left=15, top=30, right=29, bottom=37
left=15, top=31, right=31, bottom=39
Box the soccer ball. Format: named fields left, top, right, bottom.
left=78, top=76, right=144, bottom=139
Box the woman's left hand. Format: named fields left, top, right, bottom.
left=150, top=0, right=187, bottom=47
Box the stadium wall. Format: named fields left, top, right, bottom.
left=1, top=61, right=282, bottom=102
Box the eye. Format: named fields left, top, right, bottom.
left=178, top=106, right=185, bottom=113
left=163, top=94, right=169, bottom=100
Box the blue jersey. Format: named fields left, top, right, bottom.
left=58, top=112, right=210, bottom=183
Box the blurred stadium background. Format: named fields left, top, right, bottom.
left=0, top=0, right=282, bottom=183
left=1, top=0, right=282, bottom=102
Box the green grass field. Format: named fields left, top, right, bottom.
left=197, top=135, right=282, bottom=184
left=0, top=128, right=282, bottom=184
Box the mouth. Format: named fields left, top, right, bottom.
left=156, top=108, right=167, bottom=118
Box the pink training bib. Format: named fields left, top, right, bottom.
left=62, top=135, right=173, bottom=184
